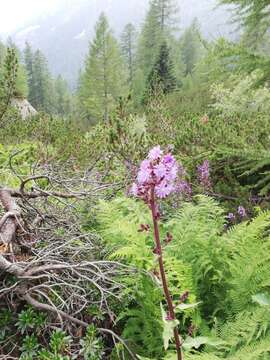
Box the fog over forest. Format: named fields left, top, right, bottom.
left=1, top=0, right=234, bottom=85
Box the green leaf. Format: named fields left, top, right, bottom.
left=183, top=336, right=224, bottom=351
left=160, top=304, right=179, bottom=350
left=176, top=301, right=202, bottom=311
left=183, top=336, right=209, bottom=350
left=252, top=293, right=270, bottom=306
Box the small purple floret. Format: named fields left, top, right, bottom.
left=238, top=206, right=246, bottom=218
left=227, top=212, right=235, bottom=222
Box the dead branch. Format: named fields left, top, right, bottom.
left=0, top=158, right=133, bottom=358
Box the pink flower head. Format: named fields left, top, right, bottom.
left=131, top=146, right=181, bottom=201
left=148, top=146, right=163, bottom=161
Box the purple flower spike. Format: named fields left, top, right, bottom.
left=238, top=206, right=246, bottom=218
left=197, top=160, right=211, bottom=189
left=176, top=180, right=192, bottom=197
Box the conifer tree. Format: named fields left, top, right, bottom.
left=0, top=41, right=5, bottom=64
left=24, top=42, right=35, bottom=105
left=219, top=0, right=270, bottom=36
left=0, top=47, right=18, bottom=122
left=5, top=37, right=21, bottom=61
left=152, top=0, right=179, bottom=32
left=4, top=38, right=28, bottom=98
left=135, top=0, right=178, bottom=102
left=53, top=75, right=71, bottom=116
left=121, top=23, right=137, bottom=88
left=137, top=0, right=178, bottom=77
left=32, top=50, right=53, bottom=112
left=144, top=41, right=176, bottom=101
left=15, top=66, right=28, bottom=98
left=78, top=13, right=126, bottom=123
left=180, top=19, right=204, bottom=75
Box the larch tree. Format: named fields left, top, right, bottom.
left=219, top=0, right=270, bottom=36
left=53, top=75, right=72, bottom=116
left=78, top=13, right=126, bottom=123
left=219, top=0, right=270, bottom=52
left=180, top=19, right=204, bottom=76
left=32, top=50, right=53, bottom=112
left=137, top=1, right=161, bottom=79
left=24, top=42, right=35, bottom=105
left=152, top=0, right=179, bottom=32
left=121, top=23, right=137, bottom=89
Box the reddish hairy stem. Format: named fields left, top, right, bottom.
left=150, top=187, right=183, bottom=360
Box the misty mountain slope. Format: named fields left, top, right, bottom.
left=6, top=0, right=233, bottom=87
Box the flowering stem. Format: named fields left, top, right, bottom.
left=150, top=187, right=183, bottom=360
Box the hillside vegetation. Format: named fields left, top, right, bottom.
left=1, top=0, right=270, bottom=359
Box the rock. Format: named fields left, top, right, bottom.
left=11, top=97, right=38, bottom=120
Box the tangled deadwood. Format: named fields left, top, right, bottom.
left=0, top=156, right=138, bottom=359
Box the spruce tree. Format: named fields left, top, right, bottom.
left=144, top=41, right=176, bottom=101
left=78, top=13, right=126, bottom=123
left=121, top=23, right=137, bottom=88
